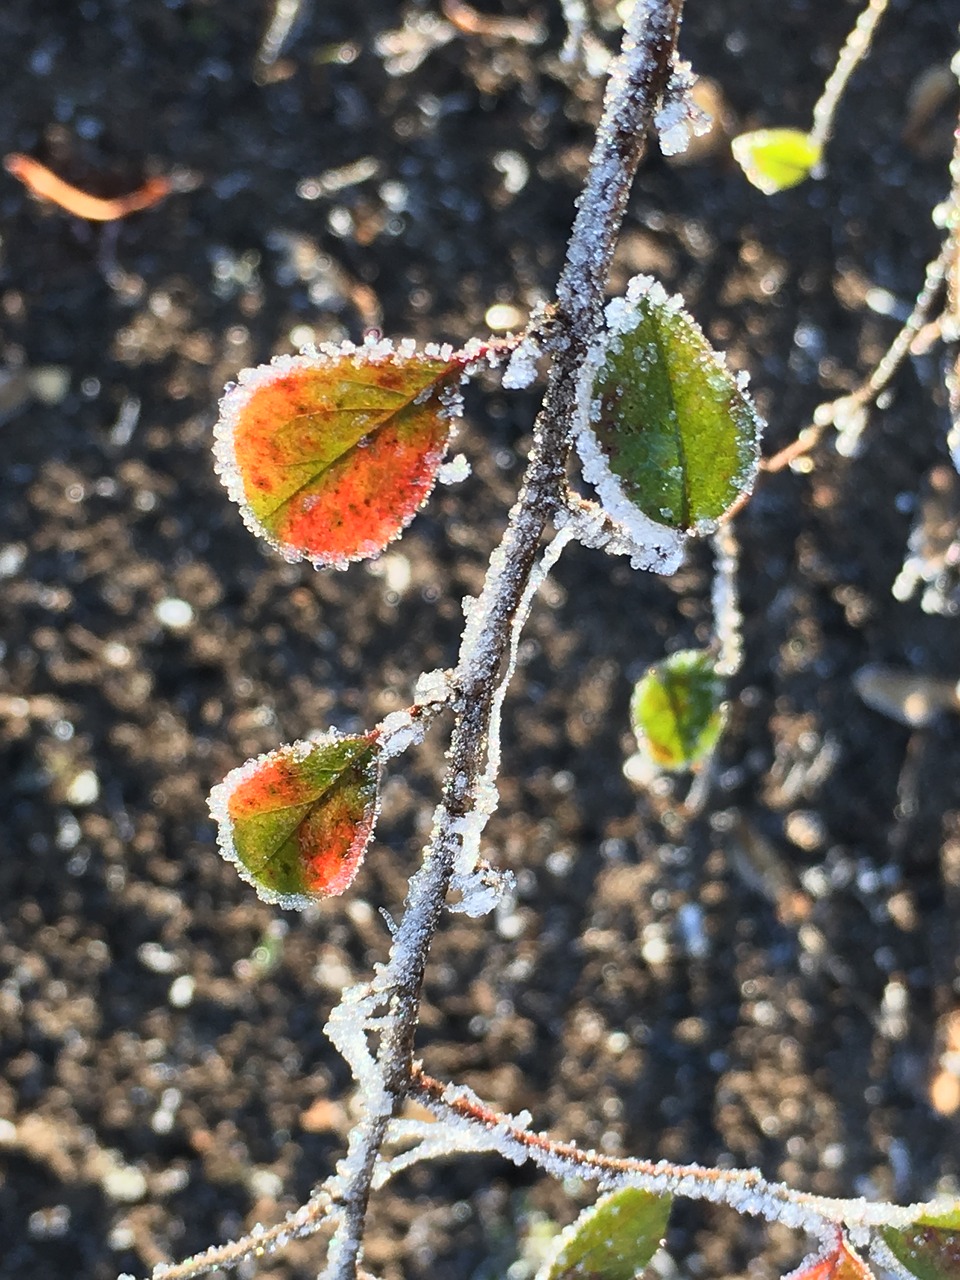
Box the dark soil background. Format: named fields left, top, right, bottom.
left=2, top=1, right=960, bottom=1278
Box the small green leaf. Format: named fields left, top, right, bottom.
left=579, top=275, right=762, bottom=539
left=536, top=1187, right=671, bottom=1280
left=881, top=1219, right=960, bottom=1280
left=731, top=128, right=823, bottom=195
left=208, top=733, right=381, bottom=909
left=631, top=649, right=726, bottom=770
left=213, top=340, right=465, bottom=569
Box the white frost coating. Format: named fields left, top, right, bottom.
left=446, top=525, right=575, bottom=914
left=373, top=1110, right=529, bottom=1188
left=566, top=497, right=677, bottom=573
left=654, top=58, right=712, bottom=157
left=148, top=1190, right=339, bottom=1278
left=619, top=271, right=684, bottom=322
left=411, top=1083, right=940, bottom=1237
left=573, top=420, right=685, bottom=572
left=377, top=709, right=424, bottom=760
left=448, top=861, right=517, bottom=917
left=206, top=731, right=381, bottom=911
left=324, top=975, right=392, bottom=1117
left=413, top=667, right=454, bottom=705
left=502, top=333, right=542, bottom=389
left=437, top=453, right=472, bottom=485
left=711, top=523, right=744, bottom=677
left=212, top=335, right=464, bottom=570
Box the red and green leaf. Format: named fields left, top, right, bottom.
left=208, top=733, right=382, bottom=908
left=213, top=342, right=465, bottom=568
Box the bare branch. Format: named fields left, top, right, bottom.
left=318, top=5, right=685, bottom=1277
left=408, top=1067, right=948, bottom=1239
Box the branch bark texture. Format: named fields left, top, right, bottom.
left=321, top=4, right=685, bottom=1277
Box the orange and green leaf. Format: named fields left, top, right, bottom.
left=213, top=342, right=465, bottom=568
left=208, top=733, right=382, bottom=908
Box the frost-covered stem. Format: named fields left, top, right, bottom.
left=711, top=523, right=743, bottom=678
left=763, top=237, right=955, bottom=474
left=809, top=0, right=889, bottom=152
left=321, top=6, right=684, bottom=1277
left=142, top=1194, right=335, bottom=1280
left=559, top=0, right=589, bottom=64
left=408, top=1068, right=940, bottom=1239
left=944, top=89, right=960, bottom=450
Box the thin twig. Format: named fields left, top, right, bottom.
left=943, top=94, right=960, bottom=456
left=763, top=237, right=953, bottom=473
left=317, top=6, right=685, bottom=1278
left=408, top=1067, right=944, bottom=1238
left=139, top=1192, right=335, bottom=1280
left=810, top=0, right=890, bottom=152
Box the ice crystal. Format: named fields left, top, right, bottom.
left=414, top=667, right=453, bottom=706
left=655, top=58, right=712, bottom=157
left=503, top=333, right=542, bottom=389
left=437, top=452, right=471, bottom=485
left=377, top=708, right=424, bottom=759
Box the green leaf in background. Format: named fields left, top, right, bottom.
left=208, top=733, right=381, bottom=909
left=731, top=128, right=823, bottom=195
left=535, top=1187, right=672, bottom=1280
left=881, top=1215, right=960, bottom=1280
left=583, top=276, right=762, bottom=536
left=630, top=649, right=726, bottom=771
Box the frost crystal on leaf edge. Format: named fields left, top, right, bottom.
left=212, top=336, right=465, bottom=572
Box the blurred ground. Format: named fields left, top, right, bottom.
left=1, top=1, right=960, bottom=1278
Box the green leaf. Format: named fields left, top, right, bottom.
left=881, top=1218, right=960, bottom=1280
left=731, top=128, right=823, bottom=195
left=208, top=733, right=381, bottom=909
left=536, top=1188, right=671, bottom=1280
left=213, top=341, right=465, bottom=569
left=630, top=649, right=726, bottom=771
left=580, top=276, right=762, bottom=538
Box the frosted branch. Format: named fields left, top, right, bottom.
left=711, top=522, right=744, bottom=677
left=408, top=1067, right=955, bottom=1242
left=763, top=236, right=955, bottom=474
left=140, top=1191, right=338, bottom=1280
left=314, top=6, right=685, bottom=1277
left=810, top=0, right=890, bottom=152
